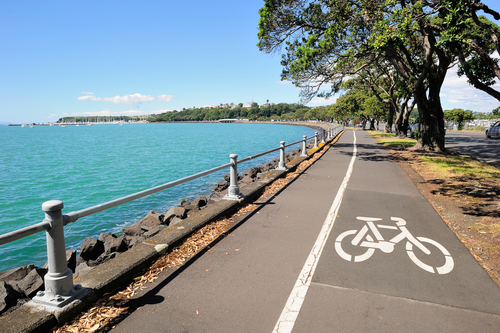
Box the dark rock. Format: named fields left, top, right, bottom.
left=122, top=222, right=142, bottom=237
left=143, top=226, right=161, bottom=238
left=43, top=249, right=77, bottom=273
left=138, top=210, right=164, bottom=227
left=184, top=204, right=199, bottom=213
left=240, top=175, right=254, bottom=184
left=0, top=281, right=22, bottom=315
left=79, top=237, right=105, bottom=261
left=223, top=172, right=243, bottom=182
left=104, top=236, right=128, bottom=253
left=0, top=265, right=36, bottom=283
left=98, top=232, right=115, bottom=242
left=128, top=236, right=146, bottom=248
left=180, top=200, right=190, bottom=207
left=244, top=168, right=259, bottom=179
left=17, top=268, right=46, bottom=298
left=76, top=255, right=86, bottom=267
left=169, top=217, right=183, bottom=227
left=74, top=262, right=93, bottom=280
left=66, top=249, right=77, bottom=273
left=262, top=162, right=273, bottom=171
left=191, top=196, right=208, bottom=208
left=164, top=206, right=187, bottom=224
left=88, top=252, right=117, bottom=267
left=214, top=180, right=229, bottom=192
left=208, top=192, right=223, bottom=203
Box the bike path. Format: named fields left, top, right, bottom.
left=293, top=130, right=500, bottom=332
left=111, top=130, right=500, bottom=332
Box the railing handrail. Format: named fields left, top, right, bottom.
left=238, top=134, right=316, bottom=164
left=0, top=123, right=343, bottom=309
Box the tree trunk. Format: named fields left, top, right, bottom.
left=413, top=86, right=445, bottom=152
left=384, top=104, right=395, bottom=133
left=369, top=118, right=376, bottom=130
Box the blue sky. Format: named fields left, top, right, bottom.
left=1, top=0, right=499, bottom=124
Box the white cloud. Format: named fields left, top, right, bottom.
left=309, top=96, right=338, bottom=105
left=80, top=91, right=94, bottom=95
left=275, top=80, right=291, bottom=85
left=77, top=93, right=155, bottom=105
left=157, top=94, right=173, bottom=102
left=441, top=69, right=500, bottom=113
left=71, top=109, right=153, bottom=117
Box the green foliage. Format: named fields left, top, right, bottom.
left=492, top=106, right=500, bottom=116
left=443, top=108, right=475, bottom=129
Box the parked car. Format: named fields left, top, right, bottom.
left=409, top=123, right=419, bottom=138
left=486, top=121, right=500, bottom=139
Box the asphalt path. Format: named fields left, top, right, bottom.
left=445, top=130, right=500, bottom=167
left=111, top=130, right=500, bottom=333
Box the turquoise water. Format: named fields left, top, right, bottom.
left=0, top=123, right=315, bottom=271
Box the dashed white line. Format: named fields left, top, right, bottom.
left=272, top=130, right=358, bottom=333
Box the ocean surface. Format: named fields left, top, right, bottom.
left=0, top=122, right=316, bottom=272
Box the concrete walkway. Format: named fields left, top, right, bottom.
left=110, top=130, right=500, bottom=333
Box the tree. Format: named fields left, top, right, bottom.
left=438, top=1, right=500, bottom=101
left=443, top=108, right=474, bottom=130
left=257, top=0, right=481, bottom=151
left=492, top=106, right=500, bottom=116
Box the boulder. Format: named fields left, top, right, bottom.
left=43, top=250, right=77, bottom=273
left=214, top=180, right=229, bottom=192
left=128, top=236, right=145, bottom=248
left=262, top=162, right=273, bottom=171
left=180, top=200, right=191, bottom=207
left=169, top=217, right=183, bottom=227
left=0, top=265, right=36, bottom=283
left=143, top=226, right=161, bottom=238
left=164, top=206, right=187, bottom=224
left=191, top=196, right=208, bottom=208
left=240, top=175, right=254, bottom=184
left=0, top=281, right=22, bottom=315
left=122, top=222, right=142, bottom=237
left=244, top=168, right=259, bottom=179
left=184, top=204, right=199, bottom=213
left=223, top=172, right=243, bottom=182
left=103, top=236, right=128, bottom=253
left=88, top=252, right=117, bottom=267
left=17, top=268, right=46, bottom=298
left=74, top=262, right=93, bottom=280
left=66, top=249, right=77, bottom=273
left=138, top=210, right=164, bottom=228
left=208, top=192, right=223, bottom=203
left=79, top=237, right=105, bottom=261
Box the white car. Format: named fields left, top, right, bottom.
left=486, top=121, right=500, bottom=139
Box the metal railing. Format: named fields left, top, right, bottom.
left=0, top=124, right=343, bottom=310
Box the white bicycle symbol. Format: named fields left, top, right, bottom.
left=335, top=217, right=454, bottom=274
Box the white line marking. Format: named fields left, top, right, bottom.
left=272, top=130, right=357, bottom=333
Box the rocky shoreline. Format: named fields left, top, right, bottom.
left=0, top=135, right=320, bottom=316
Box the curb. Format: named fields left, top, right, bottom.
left=0, top=131, right=343, bottom=333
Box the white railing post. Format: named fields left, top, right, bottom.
left=313, top=132, right=319, bottom=149
left=300, top=135, right=308, bottom=157
left=321, top=130, right=326, bottom=144
left=31, top=200, right=86, bottom=309
left=276, top=141, right=287, bottom=170
left=224, top=154, right=244, bottom=200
